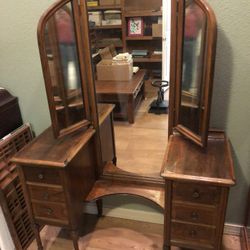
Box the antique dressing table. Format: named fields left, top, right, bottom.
left=11, top=0, right=235, bottom=250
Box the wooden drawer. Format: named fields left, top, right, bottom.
left=23, top=166, right=61, bottom=185
left=172, top=182, right=221, bottom=205
left=171, top=221, right=216, bottom=247
left=133, top=80, right=144, bottom=98
left=32, top=201, right=68, bottom=224
left=28, top=184, right=65, bottom=203
left=172, top=202, right=216, bottom=226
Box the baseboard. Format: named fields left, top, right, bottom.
left=224, top=223, right=242, bottom=236
left=83, top=202, right=242, bottom=235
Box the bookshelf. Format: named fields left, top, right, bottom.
left=87, top=0, right=163, bottom=79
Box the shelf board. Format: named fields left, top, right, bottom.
left=126, top=36, right=161, bottom=41
left=90, top=25, right=122, bottom=30
left=96, top=44, right=123, bottom=48
left=88, top=5, right=122, bottom=10
left=133, top=56, right=162, bottom=63
left=124, top=10, right=162, bottom=17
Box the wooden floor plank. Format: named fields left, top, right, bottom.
left=28, top=215, right=241, bottom=250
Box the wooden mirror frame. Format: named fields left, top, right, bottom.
left=168, top=0, right=217, bottom=148
left=37, top=0, right=92, bottom=138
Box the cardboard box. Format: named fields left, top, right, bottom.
left=152, top=24, right=162, bottom=37
left=96, top=59, right=133, bottom=81
left=99, top=0, right=115, bottom=5
left=88, top=11, right=102, bottom=26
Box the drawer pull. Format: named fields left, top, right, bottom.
left=43, top=193, right=49, bottom=200
left=189, top=230, right=197, bottom=237
left=46, top=208, right=53, bottom=215
left=191, top=211, right=199, bottom=220
left=38, top=174, right=44, bottom=180
left=192, top=190, right=200, bottom=199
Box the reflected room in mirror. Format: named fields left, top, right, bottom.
left=88, top=0, right=167, bottom=180
left=38, top=1, right=91, bottom=138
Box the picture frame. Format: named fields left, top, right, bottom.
left=128, top=17, right=144, bottom=36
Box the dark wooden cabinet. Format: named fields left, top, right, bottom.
left=0, top=88, right=22, bottom=138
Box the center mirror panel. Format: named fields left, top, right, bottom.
left=89, top=0, right=168, bottom=179
left=38, top=0, right=91, bottom=138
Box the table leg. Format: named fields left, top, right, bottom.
left=96, top=199, right=103, bottom=217
left=34, top=223, right=43, bottom=250
left=127, top=96, right=135, bottom=124
left=71, top=230, right=79, bottom=250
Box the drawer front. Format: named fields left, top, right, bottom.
left=32, top=202, right=68, bottom=224
left=23, top=166, right=61, bottom=185
left=171, top=221, right=215, bottom=246
left=134, top=80, right=144, bottom=98
left=172, top=182, right=221, bottom=205
left=28, top=185, right=65, bottom=203
left=172, top=202, right=216, bottom=226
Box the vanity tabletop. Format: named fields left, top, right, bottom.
left=12, top=104, right=114, bottom=168
left=161, top=131, right=236, bottom=186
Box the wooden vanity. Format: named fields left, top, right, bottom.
left=11, top=0, right=236, bottom=249
left=162, top=132, right=235, bottom=249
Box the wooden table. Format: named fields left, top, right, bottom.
left=95, top=70, right=146, bottom=123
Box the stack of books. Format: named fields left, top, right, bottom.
left=131, top=50, right=149, bottom=58
left=87, top=0, right=98, bottom=7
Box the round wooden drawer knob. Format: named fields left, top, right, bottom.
left=43, top=193, right=49, bottom=200
left=38, top=173, right=44, bottom=180
left=192, top=191, right=200, bottom=199
left=189, top=230, right=197, bottom=237
left=191, top=211, right=199, bottom=220
left=47, top=208, right=53, bottom=215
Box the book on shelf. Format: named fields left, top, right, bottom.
left=131, top=50, right=149, bottom=58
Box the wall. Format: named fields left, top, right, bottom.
left=0, top=0, right=249, bottom=227
left=0, top=0, right=53, bottom=135
left=208, top=0, right=250, bottom=224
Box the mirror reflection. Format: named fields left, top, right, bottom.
left=88, top=1, right=168, bottom=178
left=45, top=3, right=86, bottom=131
left=179, top=0, right=206, bottom=134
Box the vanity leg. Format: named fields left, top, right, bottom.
left=34, top=223, right=43, bottom=250
left=71, top=230, right=79, bottom=250
left=112, top=156, right=117, bottom=165
left=96, top=199, right=103, bottom=217
left=163, top=244, right=170, bottom=250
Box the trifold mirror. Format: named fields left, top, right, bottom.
left=37, top=0, right=93, bottom=138
left=170, top=0, right=217, bottom=148
left=38, top=0, right=216, bottom=177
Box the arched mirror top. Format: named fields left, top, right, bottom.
left=170, top=0, right=217, bottom=148
left=37, top=0, right=91, bottom=138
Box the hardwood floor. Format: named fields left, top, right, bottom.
left=28, top=214, right=242, bottom=250
left=113, top=82, right=169, bottom=177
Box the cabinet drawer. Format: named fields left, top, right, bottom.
left=32, top=201, right=68, bottom=224
left=172, top=182, right=221, bottom=205
left=23, top=166, right=61, bottom=185
left=171, top=221, right=215, bottom=246
left=172, top=202, right=216, bottom=226
left=28, top=184, right=65, bottom=203
left=134, top=80, right=144, bottom=98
